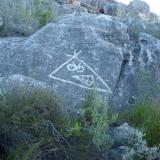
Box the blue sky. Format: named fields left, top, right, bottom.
left=117, top=0, right=160, bottom=15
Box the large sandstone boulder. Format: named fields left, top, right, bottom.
left=0, top=1, right=159, bottom=108
left=112, top=32, right=160, bottom=108
left=126, top=0, right=153, bottom=21
left=110, top=123, right=135, bottom=147
left=103, top=1, right=127, bottom=16
left=108, top=123, right=135, bottom=160
left=0, top=16, right=3, bottom=28
left=127, top=0, right=150, bottom=15
left=80, top=0, right=127, bottom=16
left=125, top=19, right=160, bottom=40
left=0, top=75, right=51, bottom=96
left=137, top=33, right=160, bottom=102
left=0, top=12, right=129, bottom=107
left=0, top=0, right=34, bottom=36
left=0, top=0, right=83, bottom=36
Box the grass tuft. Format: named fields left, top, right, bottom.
left=118, top=102, right=160, bottom=147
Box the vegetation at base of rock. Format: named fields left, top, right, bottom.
left=129, top=20, right=160, bottom=40
left=0, top=86, right=115, bottom=160
left=0, top=86, right=160, bottom=160
left=136, top=69, right=160, bottom=101
left=83, top=87, right=117, bottom=151
left=0, top=87, right=71, bottom=160
left=0, top=0, right=54, bottom=36
left=118, top=101, right=160, bottom=147
left=34, top=0, right=54, bottom=27
left=123, top=130, right=160, bottom=160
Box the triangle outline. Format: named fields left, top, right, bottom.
left=48, top=51, right=112, bottom=93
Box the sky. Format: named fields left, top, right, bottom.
left=116, top=0, right=160, bottom=15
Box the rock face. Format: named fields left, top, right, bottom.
left=108, top=123, right=135, bottom=160
left=0, top=0, right=81, bottom=36
left=0, top=0, right=88, bottom=36
left=0, top=12, right=130, bottom=107
left=110, top=123, right=135, bottom=147
left=0, top=0, right=38, bottom=36
left=0, top=0, right=160, bottom=108
left=127, top=0, right=150, bottom=15
left=0, top=16, right=3, bottom=28
left=81, top=0, right=127, bottom=16
left=138, top=33, right=160, bottom=101
left=0, top=75, right=51, bottom=96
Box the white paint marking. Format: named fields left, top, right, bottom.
left=48, top=75, right=110, bottom=93
left=67, top=62, right=85, bottom=73
left=72, top=75, right=94, bottom=86
left=48, top=50, right=112, bottom=93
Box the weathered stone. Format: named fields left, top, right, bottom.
left=127, top=0, right=150, bottom=15
left=125, top=18, right=160, bottom=39
left=0, top=0, right=82, bottom=36
left=0, top=75, right=51, bottom=96
left=112, top=32, right=160, bottom=108
left=0, top=16, right=3, bottom=28
left=0, top=12, right=129, bottom=107
left=0, top=0, right=89, bottom=37
left=110, top=123, right=135, bottom=147
left=139, top=33, right=160, bottom=67
left=52, top=1, right=87, bottom=18
left=80, top=0, right=127, bottom=16
left=108, top=146, right=130, bottom=160
left=0, top=0, right=159, bottom=109
left=125, top=0, right=151, bottom=21
left=137, top=33, right=160, bottom=102
left=81, top=0, right=106, bottom=11
left=0, top=0, right=38, bottom=36
left=103, top=1, right=127, bottom=16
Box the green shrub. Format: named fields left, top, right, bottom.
left=83, top=87, right=115, bottom=151
left=38, top=11, right=53, bottom=27
left=0, top=87, right=71, bottom=160
left=131, top=102, right=160, bottom=146
left=0, top=86, right=121, bottom=159
left=136, top=69, right=159, bottom=101
left=123, top=130, right=160, bottom=160
left=119, top=102, right=160, bottom=147
left=34, top=0, right=54, bottom=27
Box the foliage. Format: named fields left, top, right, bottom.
left=20, top=8, right=32, bottom=36
left=63, top=120, right=82, bottom=138
left=70, top=122, right=82, bottom=137
left=83, top=87, right=115, bottom=151
left=0, top=87, right=71, bottom=160
left=123, top=130, right=160, bottom=160
left=129, top=20, right=160, bottom=40
left=0, top=0, right=54, bottom=36
left=0, top=85, right=117, bottom=159
left=137, top=69, right=160, bottom=101
left=155, top=22, right=160, bottom=39
left=118, top=101, right=160, bottom=147
left=131, top=102, right=160, bottom=147
left=34, top=0, right=54, bottom=27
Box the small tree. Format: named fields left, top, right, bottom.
left=83, top=87, right=115, bottom=151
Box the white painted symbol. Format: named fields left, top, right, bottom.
left=67, top=62, right=85, bottom=73
left=72, top=75, right=94, bottom=86
left=48, top=50, right=112, bottom=93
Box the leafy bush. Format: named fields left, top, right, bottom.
left=118, top=102, right=160, bottom=147
left=83, top=87, right=116, bottom=151
left=0, top=86, right=120, bottom=159
left=130, top=102, right=160, bottom=147
left=136, top=69, right=160, bottom=101
left=0, top=87, right=71, bottom=160
left=123, top=130, right=160, bottom=160
left=129, top=20, right=160, bottom=40
left=34, top=0, right=54, bottom=27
